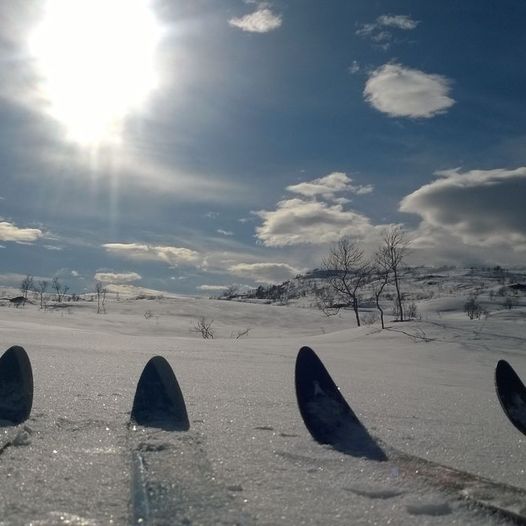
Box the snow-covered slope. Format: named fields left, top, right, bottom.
left=0, top=288, right=524, bottom=525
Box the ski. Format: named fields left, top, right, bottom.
left=130, top=355, right=190, bottom=431
left=295, top=346, right=526, bottom=524
left=0, top=346, right=33, bottom=425
left=495, top=359, right=526, bottom=436
left=128, top=356, right=250, bottom=525
left=129, top=355, right=190, bottom=525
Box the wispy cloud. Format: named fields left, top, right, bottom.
left=348, top=61, right=361, bottom=75
left=229, top=262, right=300, bottom=283
left=103, top=243, right=201, bottom=267
left=94, top=271, right=142, bottom=283
left=364, top=63, right=455, bottom=118
left=197, top=284, right=228, bottom=291
left=356, top=14, right=419, bottom=49
left=287, top=172, right=373, bottom=199
left=377, top=15, right=419, bottom=30
left=217, top=229, right=234, bottom=236
left=229, top=6, right=282, bottom=33
left=0, top=221, right=43, bottom=243
left=400, top=167, right=526, bottom=250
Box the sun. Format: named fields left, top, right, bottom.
left=29, top=0, right=162, bottom=145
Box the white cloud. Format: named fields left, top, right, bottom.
left=94, top=272, right=142, bottom=283
left=217, top=229, right=234, bottom=236
left=356, top=14, right=418, bottom=50
left=229, top=7, right=282, bottom=33
left=255, top=172, right=377, bottom=247
left=197, top=284, right=228, bottom=291
left=286, top=172, right=373, bottom=198
left=400, top=167, right=526, bottom=250
left=229, top=262, right=300, bottom=283
left=255, top=198, right=375, bottom=247
left=364, top=63, right=455, bottom=118
left=356, top=23, right=377, bottom=38
left=0, top=221, right=43, bottom=243
left=357, top=14, right=418, bottom=38
left=377, top=15, right=419, bottom=30
left=103, top=243, right=201, bottom=267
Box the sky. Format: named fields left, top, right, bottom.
left=1, top=0, right=526, bottom=296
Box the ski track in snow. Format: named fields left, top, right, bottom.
left=0, top=290, right=524, bottom=525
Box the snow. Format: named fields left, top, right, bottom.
left=0, top=277, right=525, bottom=525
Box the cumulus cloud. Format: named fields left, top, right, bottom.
left=229, top=7, right=282, bottom=33
left=287, top=172, right=373, bottom=198
left=229, top=262, right=300, bottom=283
left=400, top=167, right=526, bottom=249
left=255, top=172, right=377, bottom=247
left=0, top=221, right=43, bottom=243
left=364, top=63, right=455, bottom=118
left=103, top=243, right=201, bottom=267
left=255, top=198, right=374, bottom=247
left=94, top=272, right=142, bottom=283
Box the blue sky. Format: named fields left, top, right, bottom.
left=1, top=0, right=526, bottom=295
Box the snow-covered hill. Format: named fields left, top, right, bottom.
left=0, top=273, right=525, bottom=525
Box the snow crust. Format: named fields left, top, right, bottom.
left=0, top=281, right=524, bottom=525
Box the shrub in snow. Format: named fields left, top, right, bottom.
left=464, top=296, right=483, bottom=320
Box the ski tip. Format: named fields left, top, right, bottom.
left=0, top=345, right=33, bottom=425
left=496, top=359, right=512, bottom=377
left=295, top=346, right=319, bottom=371
left=495, top=359, right=526, bottom=437
left=131, top=356, right=190, bottom=431
left=295, top=346, right=387, bottom=461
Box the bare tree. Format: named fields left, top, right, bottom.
left=378, top=227, right=409, bottom=322
left=320, top=238, right=371, bottom=327
left=231, top=328, right=251, bottom=339
left=370, top=263, right=390, bottom=330
left=20, top=275, right=34, bottom=300
left=36, top=280, right=48, bottom=309
left=95, top=281, right=107, bottom=314
left=52, top=277, right=61, bottom=301
left=222, top=284, right=239, bottom=300
left=191, top=317, right=215, bottom=339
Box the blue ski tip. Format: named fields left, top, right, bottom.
left=0, top=346, right=33, bottom=425
left=495, top=359, right=526, bottom=437
left=131, top=356, right=190, bottom=431
left=295, top=346, right=387, bottom=461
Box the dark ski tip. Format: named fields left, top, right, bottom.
left=131, top=356, right=190, bottom=431
left=495, top=359, right=526, bottom=436
left=0, top=346, right=33, bottom=425
left=295, top=346, right=387, bottom=461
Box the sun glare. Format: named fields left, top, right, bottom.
left=29, top=0, right=162, bottom=145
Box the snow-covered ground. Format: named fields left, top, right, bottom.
left=0, top=281, right=525, bottom=525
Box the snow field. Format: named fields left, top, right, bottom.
left=0, top=287, right=524, bottom=525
